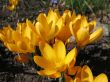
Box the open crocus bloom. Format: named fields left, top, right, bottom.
left=0, top=20, right=38, bottom=54
left=70, top=16, right=103, bottom=47
left=56, top=10, right=76, bottom=43
left=7, top=0, right=19, bottom=11
left=65, top=65, right=108, bottom=82
left=34, top=40, right=77, bottom=78
left=35, top=9, right=64, bottom=43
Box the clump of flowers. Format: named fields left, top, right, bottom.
left=0, top=9, right=108, bottom=82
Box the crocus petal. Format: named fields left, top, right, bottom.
left=65, top=74, right=73, bottom=82
left=71, top=12, right=76, bottom=21
left=76, top=27, right=90, bottom=45
left=12, top=31, right=21, bottom=41
left=22, top=22, right=32, bottom=39
left=3, top=26, right=13, bottom=41
left=65, top=74, right=81, bottom=82
left=47, top=21, right=59, bottom=41
left=56, top=25, right=71, bottom=43
left=26, top=19, right=38, bottom=35
left=68, top=66, right=81, bottom=76
left=39, top=42, right=56, bottom=62
left=65, top=47, right=77, bottom=65
left=88, top=20, right=96, bottom=32
left=56, top=17, right=64, bottom=33
left=34, top=55, right=54, bottom=69
left=16, top=23, right=22, bottom=33
left=89, top=27, right=103, bottom=44
left=49, top=72, right=61, bottom=78
left=47, top=9, right=59, bottom=24
left=17, top=40, right=27, bottom=51
left=4, top=43, right=20, bottom=52
left=81, top=65, right=93, bottom=82
left=69, top=17, right=81, bottom=35
left=37, top=69, right=56, bottom=76
left=26, top=20, right=39, bottom=46
left=16, top=23, right=27, bottom=34
left=68, top=58, right=76, bottom=69
left=58, top=64, right=67, bottom=72
left=94, top=73, right=108, bottom=82
left=35, top=22, right=45, bottom=38
left=73, top=78, right=80, bottom=82
left=0, top=32, right=5, bottom=41
left=47, top=26, right=59, bottom=41
left=80, top=16, right=88, bottom=28
left=62, top=10, right=71, bottom=21
left=37, top=13, right=50, bottom=32
left=53, top=40, right=66, bottom=61
left=16, top=39, right=34, bottom=53
left=31, top=33, right=39, bottom=46
left=48, top=18, right=64, bottom=41
left=35, top=22, right=48, bottom=42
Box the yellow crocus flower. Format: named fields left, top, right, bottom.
left=65, top=65, right=108, bottom=82
left=35, top=9, right=64, bottom=43
left=7, top=0, right=19, bottom=11
left=56, top=10, right=76, bottom=43
left=0, top=20, right=38, bottom=54
left=34, top=40, right=77, bottom=78
left=70, top=16, right=103, bottom=47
